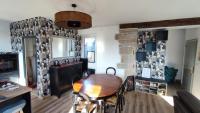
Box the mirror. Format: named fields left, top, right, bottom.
left=51, top=37, right=75, bottom=58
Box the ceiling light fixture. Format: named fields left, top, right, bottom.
left=55, top=3, right=92, bottom=29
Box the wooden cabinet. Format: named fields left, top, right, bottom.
left=49, top=62, right=83, bottom=97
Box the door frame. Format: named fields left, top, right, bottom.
left=182, top=39, right=198, bottom=92
left=22, top=37, right=37, bottom=87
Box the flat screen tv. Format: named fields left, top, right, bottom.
left=0, top=53, right=19, bottom=74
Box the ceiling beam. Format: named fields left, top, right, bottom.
left=120, top=17, right=200, bottom=29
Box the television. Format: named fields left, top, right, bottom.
left=0, top=53, right=19, bottom=74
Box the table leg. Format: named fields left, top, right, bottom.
left=22, top=92, right=32, bottom=113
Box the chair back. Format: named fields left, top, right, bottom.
left=78, top=92, right=97, bottom=113
left=114, top=81, right=126, bottom=113
left=118, top=81, right=126, bottom=96
left=106, top=67, right=116, bottom=75
left=79, top=92, right=90, bottom=102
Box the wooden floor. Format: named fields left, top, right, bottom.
left=122, top=92, right=174, bottom=113
left=167, top=82, right=183, bottom=96
left=31, top=91, right=73, bottom=113
left=31, top=91, right=174, bottom=113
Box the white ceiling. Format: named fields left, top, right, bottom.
left=1, top=0, right=200, bottom=27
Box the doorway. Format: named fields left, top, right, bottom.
left=23, top=37, right=37, bottom=89
left=182, top=39, right=198, bottom=92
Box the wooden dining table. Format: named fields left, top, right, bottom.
left=73, top=74, right=123, bottom=99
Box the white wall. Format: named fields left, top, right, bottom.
left=185, top=28, right=198, bottom=40
left=0, top=19, right=11, bottom=52
left=177, top=28, right=200, bottom=99
left=0, top=20, right=22, bottom=84
left=166, top=29, right=185, bottom=80
left=79, top=25, right=125, bottom=79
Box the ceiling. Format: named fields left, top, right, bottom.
left=1, top=0, right=200, bottom=27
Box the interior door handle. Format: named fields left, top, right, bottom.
left=192, top=66, right=195, bottom=74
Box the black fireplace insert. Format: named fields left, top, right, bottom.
left=0, top=53, right=18, bottom=73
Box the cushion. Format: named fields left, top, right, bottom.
left=173, top=96, right=191, bottom=113
left=106, top=95, right=117, bottom=105
left=164, top=66, right=178, bottom=84
left=177, top=91, right=200, bottom=113
left=0, top=99, right=26, bottom=113
left=76, top=100, right=96, bottom=113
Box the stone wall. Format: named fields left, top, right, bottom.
left=115, top=28, right=138, bottom=78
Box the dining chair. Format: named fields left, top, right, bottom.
left=74, top=92, right=97, bottom=113
left=105, top=82, right=126, bottom=113
left=106, top=67, right=116, bottom=75
left=72, top=77, right=98, bottom=113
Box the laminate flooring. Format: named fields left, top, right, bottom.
left=31, top=91, right=174, bottom=113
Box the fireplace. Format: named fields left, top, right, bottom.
left=0, top=53, right=18, bottom=74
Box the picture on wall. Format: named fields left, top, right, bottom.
left=87, top=51, right=95, bottom=63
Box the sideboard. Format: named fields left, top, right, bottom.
left=49, top=62, right=83, bottom=97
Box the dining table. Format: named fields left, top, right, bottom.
left=73, top=74, right=122, bottom=113
left=73, top=74, right=123, bottom=99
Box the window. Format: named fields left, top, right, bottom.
left=84, top=37, right=96, bottom=63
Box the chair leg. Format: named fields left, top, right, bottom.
left=121, top=97, right=124, bottom=111
left=97, top=100, right=104, bottom=113
left=115, top=105, right=118, bottom=113
left=118, top=97, right=121, bottom=113
left=122, top=96, right=125, bottom=105
left=72, top=94, right=78, bottom=113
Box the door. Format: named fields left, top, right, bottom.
left=182, top=39, right=198, bottom=92
left=24, top=38, right=37, bottom=88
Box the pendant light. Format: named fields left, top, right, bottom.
left=55, top=3, right=92, bottom=29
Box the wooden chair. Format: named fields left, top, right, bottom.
left=105, top=82, right=126, bottom=113
left=106, top=67, right=116, bottom=75
left=74, top=92, right=97, bottom=113
left=72, top=77, right=97, bottom=113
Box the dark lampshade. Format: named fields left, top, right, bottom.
left=55, top=11, right=92, bottom=29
